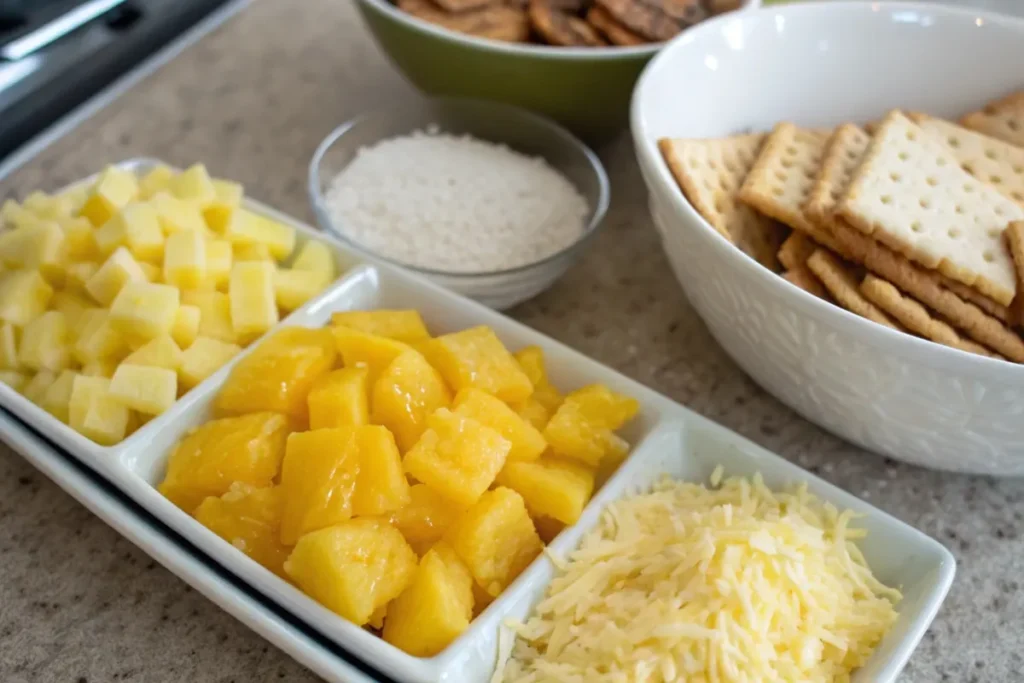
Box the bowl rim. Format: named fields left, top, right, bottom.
left=308, top=96, right=611, bottom=279
left=354, top=0, right=761, bottom=60
left=630, top=0, right=1024, bottom=381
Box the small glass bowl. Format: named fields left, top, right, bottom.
left=308, top=97, right=610, bottom=310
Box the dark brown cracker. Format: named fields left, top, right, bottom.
left=528, top=0, right=606, bottom=45
left=806, top=249, right=900, bottom=329
left=830, top=219, right=1024, bottom=361
left=586, top=5, right=646, bottom=45
left=398, top=0, right=530, bottom=41
left=860, top=275, right=1002, bottom=359
left=783, top=266, right=827, bottom=300
left=961, top=91, right=1024, bottom=149
left=594, top=0, right=683, bottom=41
left=706, top=0, right=742, bottom=14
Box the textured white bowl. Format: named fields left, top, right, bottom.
left=632, top=1, right=1024, bottom=476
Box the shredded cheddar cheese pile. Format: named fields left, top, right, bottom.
left=498, top=470, right=901, bottom=683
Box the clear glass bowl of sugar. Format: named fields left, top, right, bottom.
left=308, top=97, right=609, bottom=310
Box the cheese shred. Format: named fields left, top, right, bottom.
left=497, top=473, right=901, bottom=682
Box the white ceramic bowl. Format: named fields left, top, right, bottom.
left=632, top=1, right=1024, bottom=476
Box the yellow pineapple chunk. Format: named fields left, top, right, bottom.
left=205, top=239, right=232, bottom=290
left=181, top=290, right=234, bottom=343
left=86, top=247, right=147, bottom=306
left=331, top=310, right=430, bottom=343
left=51, top=291, right=92, bottom=328
left=81, top=358, right=118, bottom=378
left=80, top=166, right=138, bottom=226
left=68, top=375, right=130, bottom=445
left=109, top=281, right=180, bottom=341
left=512, top=346, right=563, bottom=429
left=170, top=163, right=217, bottom=206
left=19, top=310, right=70, bottom=372
left=203, top=179, right=243, bottom=233
left=352, top=425, right=411, bottom=517
left=532, top=515, right=565, bottom=545
left=274, top=268, right=326, bottom=312
left=74, top=310, right=127, bottom=364
left=371, top=349, right=451, bottom=452
left=333, top=326, right=411, bottom=385
left=0, top=222, right=65, bottom=281
left=40, top=369, right=79, bottom=422
left=543, top=384, right=639, bottom=467
left=233, top=242, right=273, bottom=262
left=496, top=457, right=595, bottom=525
left=0, top=370, right=27, bottom=391
left=159, top=411, right=290, bottom=512
left=138, top=165, right=176, bottom=199
left=453, top=388, right=547, bottom=461
left=402, top=408, right=511, bottom=507
left=23, top=369, right=57, bottom=403
left=123, top=334, right=183, bottom=370
left=61, top=217, right=99, bottom=262
left=279, top=427, right=361, bottom=544
left=0, top=269, right=53, bottom=326
left=65, top=261, right=99, bottom=293
left=291, top=240, right=336, bottom=281
left=0, top=322, right=19, bottom=369
left=177, top=336, right=241, bottom=390
left=59, top=185, right=90, bottom=215
left=383, top=542, right=474, bottom=656
left=163, top=230, right=207, bottom=290
left=283, top=518, right=417, bottom=626
left=445, top=487, right=542, bottom=598
left=389, top=484, right=462, bottom=556
left=171, top=304, right=200, bottom=349
left=193, top=483, right=290, bottom=578
left=138, top=261, right=161, bottom=282
left=421, top=326, right=533, bottom=403
left=225, top=209, right=296, bottom=260
left=2, top=200, right=40, bottom=230
left=95, top=202, right=164, bottom=262
left=150, top=192, right=206, bottom=234
left=228, top=261, right=277, bottom=343
left=307, top=367, right=369, bottom=429
left=109, top=363, right=177, bottom=415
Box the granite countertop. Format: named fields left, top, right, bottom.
left=0, top=1, right=1020, bottom=681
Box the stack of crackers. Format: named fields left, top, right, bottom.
left=659, top=91, right=1024, bottom=362
left=396, top=0, right=740, bottom=47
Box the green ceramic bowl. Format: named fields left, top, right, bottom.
left=354, top=0, right=760, bottom=143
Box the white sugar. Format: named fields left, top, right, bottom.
left=323, top=130, right=590, bottom=273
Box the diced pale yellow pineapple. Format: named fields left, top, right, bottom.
left=274, top=268, right=326, bottom=312
left=65, top=261, right=99, bottom=293
left=452, top=388, right=547, bottom=462
left=51, top=291, right=92, bottom=328
left=149, top=192, right=206, bottom=234
left=181, top=290, right=235, bottom=343
left=79, top=166, right=138, bottom=226
left=81, top=358, right=118, bottom=378
left=60, top=217, right=99, bottom=262
left=1, top=200, right=37, bottom=229
left=0, top=370, right=27, bottom=391
left=228, top=261, right=277, bottom=343
left=307, top=367, right=369, bottom=429
left=290, top=240, right=336, bottom=282
left=163, top=230, right=207, bottom=290
left=59, top=185, right=90, bottom=216
left=0, top=270, right=53, bottom=326
left=203, top=179, right=243, bottom=232
left=123, top=334, right=183, bottom=370
left=23, top=369, right=57, bottom=403
left=0, top=322, right=19, bottom=369
left=283, top=518, right=418, bottom=626
left=178, top=336, right=240, bottom=390
left=225, top=209, right=296, bottom=261
left=205, top=239, right=232, bottom=290
left=232, top=242, right=272, bottom=262
left=109, top=282, right=180, bottom=342
left=170, top=163, right=217, bottom=206
left=68, top=375, right=130, bottom=445
left=331, top=310, right=430, bottom=343
left=122, top=203, right=164, bottom=263
left=138, top=261, right=161, bottom=282
left=109, top=363, right=177, bottom=415
left=383, top=542, right=474, bottom=656
left=86, top=247, right=147, bottom=306
left=0, top=222, right=65, bottom=282
left=23, top=191, right=55, bottom=217
left=19, top=310, right=69, bottom=372
left=171, top=304, right=200, bottom=349
left=74, top=310, right=127, bottom=364
left=138, top=165, right=175, bottom=199
left=40, top=369, right=79, bottom=423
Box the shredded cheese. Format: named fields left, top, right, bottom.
left=498, top=473, right=901, bottom=683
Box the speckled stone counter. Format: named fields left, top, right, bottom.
left=0, top=1, right=1020, bottom=681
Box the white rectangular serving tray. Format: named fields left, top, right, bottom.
left=0, top=159, right=956, bottom=683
